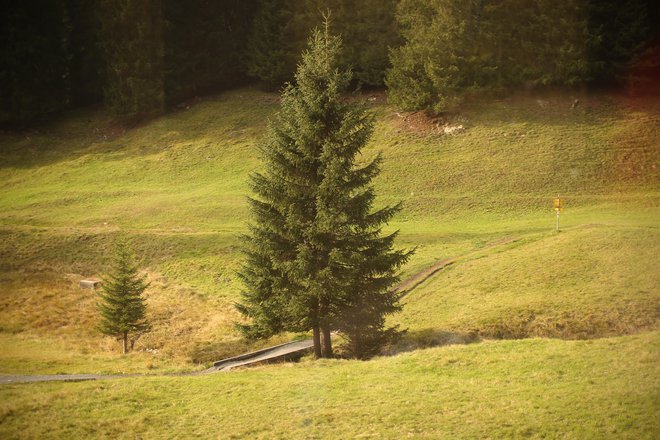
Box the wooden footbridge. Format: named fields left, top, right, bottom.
left=207, top=339, right=315, bottom=372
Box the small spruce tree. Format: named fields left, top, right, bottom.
left=237, top=20, right=412, bottom=359
left=97, top=242, right=150, bottom=354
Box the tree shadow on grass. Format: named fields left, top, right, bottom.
left=381, top=328, right=480, bottom=357
left=0, top=89, right=276, bottom=171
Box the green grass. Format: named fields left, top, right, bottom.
left=0, top=88, right=658, bottom=368
left=0, top=333, right=189, bottom=375
left=397, top=225, right=660, bottom=338
left=0, top=332, right=657, bottom=439
left=0, top=87, right=658, bottom=438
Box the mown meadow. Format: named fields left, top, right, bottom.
left=0, top=88, right=658, bottom=437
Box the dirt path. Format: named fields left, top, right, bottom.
left=0, top=340, right=315, bottom=384
left=0, top=374, right=136, bottom=384
left=396, top=235, right=520, bottom=298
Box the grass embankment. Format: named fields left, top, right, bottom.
left=1, top=333, right=658, bottom=439
left=0, top=89, right=658, bottom=373
left=398, top=225, right=660, bottom=340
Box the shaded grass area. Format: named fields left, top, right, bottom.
left=0, top=332, right=657, bottom=439
left=0, top=91, right=268, bottom=230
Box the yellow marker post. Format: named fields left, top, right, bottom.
left=553, top=194, right=564, bottom=231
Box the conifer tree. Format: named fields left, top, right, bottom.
left=97, top=242, right=150, bottom=354
left=237, top=21, right=411, bottom=359
left=244, top=0, right=399, bottom=90
left=245, top=0, right=297, bottom=90
left=97, top=0, right=165, bottom=119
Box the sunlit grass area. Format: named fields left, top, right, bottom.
left=0, top=332, right=657, bottom=439
left=397, top=225, right=660, bottom=338
left=0, top=88, right=658, bottom=369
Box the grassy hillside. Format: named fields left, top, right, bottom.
left=0, top=88, right=658, bottom=371
left=397, top=225, right=659, bottom=339
left=0, top=333, right=658, bottom=439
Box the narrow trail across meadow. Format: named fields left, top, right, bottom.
left=395, top=235, right=520, bottom=298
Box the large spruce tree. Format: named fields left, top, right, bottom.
left=97, top=242, right=150, bottom=354
left=237, top=23, right=411, bottom=359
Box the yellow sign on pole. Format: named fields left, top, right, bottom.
left=553, top=194, right=564, bottom=231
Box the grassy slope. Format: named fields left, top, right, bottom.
left=398, top=225, right=660, bottom=338
left=0, top=89, right=658, bottom=372
left=0, top=88, right=658, bottom=438
left=0, top=333, right=658, bottom=439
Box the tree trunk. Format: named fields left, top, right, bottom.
left=321, top=322, right=332, bottom=358
left=312, top=325, right=322, bottom=359
left=319, top=299, right=332, bottom=358
left=122, top=332, right=128, bottom=354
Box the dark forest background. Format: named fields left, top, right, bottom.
left=1, top=0, right=658, bottom=126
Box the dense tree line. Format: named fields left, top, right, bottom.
left=1, top=1, right=78, bottom=125
left=1, top=0, right=255, bottom=125
left=387, top=0, right=657, bottom=112
left=98, top=0, right=165, bottom=118
left=1, top=1, right=656, bottom=123
left=245, top=0, right=400, bottom=90
left=162, top=0, right=256, bottom=105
